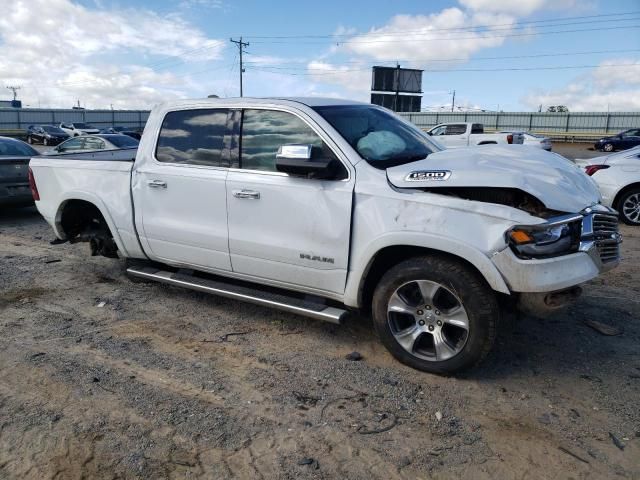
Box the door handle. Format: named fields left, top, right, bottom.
left=232, top=189, right=260, bottom=199
left=148, top=180, right=167, bottom=189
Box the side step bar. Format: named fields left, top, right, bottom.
left=126, top=266, right=349, bottom=324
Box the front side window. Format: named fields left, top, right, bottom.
left=313, top=105, right=440, bottom=169
left=240, top=109, right=334, bottom=172
left=60, top=138, right=85, bottom=151
left=156, top=109, right=229, bottom=166
left=430, top=125, right=446, bottom=136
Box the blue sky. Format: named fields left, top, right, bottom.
left=2, top=0, right=639, bottom=110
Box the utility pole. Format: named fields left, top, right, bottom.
left=394, top=62, right=401, bottom=112
left=451, top=90, right=456, bottom=112
left=6, top=85, right=21, bottom=101
left=230, top=37, right=250, bottom=97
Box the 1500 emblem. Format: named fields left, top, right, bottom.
left=405, top=170, right=451, bottom=181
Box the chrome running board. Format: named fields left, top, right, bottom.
left=126, top=265, right=348, bottom=325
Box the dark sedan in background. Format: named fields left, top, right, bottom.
left=0, top=136, right=39, bottom=207
left=99, top=126, right=142, bottom=140
left=595, top=128, right=640, bottom=152
left=27, top=125, right=70, bottom=146
left=48, top=133, right=139, bottom=154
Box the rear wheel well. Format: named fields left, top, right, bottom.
left=613, top=183, right=640, bottom=211
left=358, top=246, right=497, bottom=313
left=477, top=141, right=497, bottom=145
left=59, top=200, right=118, bottom=258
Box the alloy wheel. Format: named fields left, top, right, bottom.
left=622, top=193, right=640, bottom=224
left=387, top=280, right=469, bottom=362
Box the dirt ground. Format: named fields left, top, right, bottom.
left=1, top=142, right=639, bottom=479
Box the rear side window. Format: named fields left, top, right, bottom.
left=471, top=123, right=484, bottom=134
left=240, top=109, right=329, bottom=172
left=156, top=109, right=229, bottom=166
left=445, top=124, right=467, bottom=135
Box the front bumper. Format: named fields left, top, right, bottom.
left=492, top=205, right=620, bottom=294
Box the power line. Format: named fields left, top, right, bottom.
left=248, top=24, right=640, bottom=45
left=247, top=62, right=640, bottom=76
left=229, top=37, right=250, bottom=97
left=240, top=11, right=640, bottom=39
left=244, top=48, right=640, bottom=67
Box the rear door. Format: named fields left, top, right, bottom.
left=133, top=108, right=234, bottom=271
left=225, top=107, right=354, bottom=294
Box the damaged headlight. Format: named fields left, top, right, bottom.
left=507, top=216, right=582, bottom=259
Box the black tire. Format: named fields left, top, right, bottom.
left=617, top=187, right=640, bottom=225
left=603, top=143, right=614, bottom=152
left=371, top=255, right=499, bottom=375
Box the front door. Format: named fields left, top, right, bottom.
left=226, top=108, right=354, bottom=294
left=133, top=108, right=234, bottom=271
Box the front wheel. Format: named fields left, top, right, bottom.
left=27, top=136, right=33, bottom=144
left=372, top=256, right=499, bottom=375
left=619, top=187, right=640, bottom=225
left=603, top=143, right=614, bottom=152
left=43, top=138, right=48, bottom=146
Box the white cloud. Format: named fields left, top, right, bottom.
left=523, top=60, right=640, bottom=111
left=306, top=61, right=371, bottom=99
left=0, top=0, right=225, bottom=108
left=344, top=8, right=517, bottom=65
left=592, top=59, right=640, bottom=89
left=459, top=0, right=578, bottom=16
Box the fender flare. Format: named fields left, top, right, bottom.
left=54, top=190, right=130, bottom=257
left=343, top=232, right=510, bottom=308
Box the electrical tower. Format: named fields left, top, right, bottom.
left=229, top=37, right=249, bottom=97
left=6, top=85, right=21, bottom=101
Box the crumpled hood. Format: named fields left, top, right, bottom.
left=386, top=145, right=600, bottom=213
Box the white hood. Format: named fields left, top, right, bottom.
left=386, top=146, right=600, bottom=213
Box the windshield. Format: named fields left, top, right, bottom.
left=108, top=135, right=139, bottom=148
left=42, top=126, right=66, bottom=134
left=0, top=139, right=39, bottom=156
left=74, top=123, right=92, bottom=129
left=313, top=105, right=441, bottom=168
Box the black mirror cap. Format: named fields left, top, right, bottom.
left=275, top=157, right=345, bottom=180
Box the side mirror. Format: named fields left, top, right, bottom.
left=275, top=144, right=335, bottom=177
left=426, top=131, right=433, bottom=136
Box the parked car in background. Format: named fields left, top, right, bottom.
left=426, top=123, right=524, bottom=148
left=99, top=126, right=142, bottom=140
left=29, top=97, right=620, bottom=374
left=48, top=134, right=139, bottom=154
left=59, top=122, right=100, bottom=137
left=0, top=136, right=39, bottom=207
left=26, top=125, right=70, bottom=146
left=579, top=145, right=640, bottom=225
left=594, top=129, right=640, bottom=152
left=500, top=131, right=552, bottom=151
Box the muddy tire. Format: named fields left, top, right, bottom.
left=372, top=255, right=499, bottom=375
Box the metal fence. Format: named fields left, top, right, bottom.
left=0, top=108, right=151, bottom=131
left=399, top=111, right=640, bottom=141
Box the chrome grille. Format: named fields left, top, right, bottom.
left=592, top=213, right=620, bottom=263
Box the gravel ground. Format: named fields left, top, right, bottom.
left=1, top=142, right=638, bottom=479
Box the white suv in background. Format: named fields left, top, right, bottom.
left=578, top=146, right=640, bottom=225
left=59, top=122, right=100, bottom=137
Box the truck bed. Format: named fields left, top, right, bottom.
left=29, top=148, right=144, bottom=258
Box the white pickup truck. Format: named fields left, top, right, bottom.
left=426, top=122, right=524, bottom=148
left=29, top=98, right=621, bottom=374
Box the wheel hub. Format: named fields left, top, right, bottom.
left=387, top=280, right=469, bottom=362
